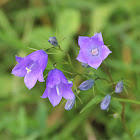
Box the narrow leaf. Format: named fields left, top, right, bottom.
left=113, top=97, right=140, bottom=105
left=80, top=94, right=103, bottom=113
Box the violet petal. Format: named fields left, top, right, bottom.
left=24, top=63, right=41, bottom=89
left=58, top=82, right=75, bottom=100
left=15, top=56, right=23, bottom=63
left=48, top=86, right=62, bottom=107
left=41, top=87, right=49, bottom=98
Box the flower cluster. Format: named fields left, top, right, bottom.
left=12, top=50, right=75, bottom=107
left=12, top=33, right=124, bottom=112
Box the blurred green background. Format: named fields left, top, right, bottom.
left=0, top=0, right=140, bottom=139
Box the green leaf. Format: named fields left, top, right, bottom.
left=113, top=97, right=140, bottom=105
left=90, top=4, right=115, bottom=33
left=0, top=31, right=26, bottom=50
left=36, top=101, right=48, bottom=135
left=0, top=10, right=17, bottom=37
left=18, top=106, right=26, bottom=137
left=56, top=9, right=80, bottom=60
left=29, top=26, right=54, bottom=49
left=80, top=94, right=103, bottom=113
left=107, top=59, right=140, bottom=72
left=0, top=75, right=13, bottom=97
left=57, top=9, right=80, bottom=38
left=110, top=99, right=122, bottom=113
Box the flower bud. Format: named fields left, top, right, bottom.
left=82, top=63, right=90, bottom=68
left=65, top=99, right=75, bottom=110
left=78, top=79, right=94, bottom=91
left=113, top=113, right=119, bottom=118
left=100, top=95, right=111, bottom=110
left=48, top=37, right=58, bottom=46
left=115, top=81, right=123, bottom=93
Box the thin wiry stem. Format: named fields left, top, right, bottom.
left=95, top=77, right=110, bottom=83
left=102, top=62, right=136, bottom=140
left=58, top=45, right=75, bottom=72
left=121, top=104, right=136, bottom=140
left=27, top=47, right=38, bottom=51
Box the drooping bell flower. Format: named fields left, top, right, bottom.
left=76, top=33, right=112, bottom=69
left=65, top=98, right=75, bottom=110
left=41, top=69, right=75, bottom=107
left=78, top=79, right=94, bottom=91
left=48, top=37, right=58, bottom=46
left=11, top=50, right=48, bottom=89
left=115, top=81, right=123, bottom=93
left=100, top=95, right=111, bottom=110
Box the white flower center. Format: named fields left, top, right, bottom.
left=26, top=63, right=35, bottom=74
left=91, top=48, right=99, bottom=56
left=56, top=85, right=60, bottom=96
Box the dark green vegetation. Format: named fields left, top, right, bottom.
left=0, top=0, right=140, bottom=139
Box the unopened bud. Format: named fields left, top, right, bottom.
left=115, top=81, right=123, bottom=93
left=82, top=63, right=90, bottom=68
left=113, top=113, right=119, bottom=118
left=100, top=95, right=111, bottom=110
left=65, top=99, right=75, bottom=110
left=78, top=79, right=94, bottom=91
left=48, top=37, right=58, bottom=46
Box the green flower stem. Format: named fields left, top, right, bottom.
left=95, top=77, right=110, bottom=83
left=58, top=45, right=76, bottom=73
left=72, top=73, right=90, bottom=80
left=102, top=62, right=115, bottom=87
left=121, top=104, right=137, bottom=140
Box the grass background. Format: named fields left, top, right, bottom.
left=0, top=0, right=140, bottom=139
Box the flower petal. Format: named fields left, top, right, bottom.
left=58, top=82, right=75, bottom=100
left=46, top=70, right=54, bottom=88
left=78, top=36, right=91, bottom=50
left=52, top=69, right=68, bottom=85
left=88, top=58, right=102, bottom=69
left=47, top=69, right=68, bottom=87
left=38, top=70, right=45, bottom=82
left=91, top=33, right=104, bottom=43
left=101, top=45, right=112, bottom=60
left=11, top=59, right=34, bottom=77
left=27, top=50, right=48, bottom=71
left=41, top=86, right=48, bottom=98
left=76, top=50, right=88, bottom=63
left=24, top=63, right=41, bottom=89
left=15, top=56, right=23, bottom=63
left=48, top=86, right=62, bottom=107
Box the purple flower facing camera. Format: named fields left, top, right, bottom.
left=76, top=33, right=112, bottom=69
left=41, top=68, right=75, bottom=107
left=12, top=50, right=48, bottom=89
